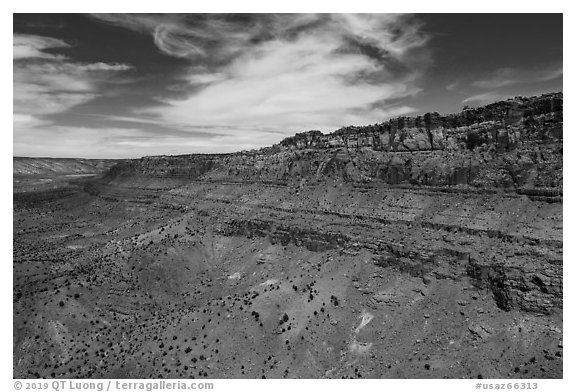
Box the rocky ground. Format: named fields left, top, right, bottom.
left=13, top=93, right=563, bottom=379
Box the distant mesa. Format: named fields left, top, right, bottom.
left=13, top=157, right=121, bottom=176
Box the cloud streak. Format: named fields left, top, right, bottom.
left=472, top=63, right=563, bottom=89
left=459, top=63, right=563, bottom=106
left=13, top=32, right=134, bottom=155
left=13, top=34, right=69, bottom=60
left=461, top=91, right=505, bottom=105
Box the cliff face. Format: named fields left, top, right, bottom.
left=280, top=92, right=562, bottom=152
left=117, top=92, right=562, bottom=193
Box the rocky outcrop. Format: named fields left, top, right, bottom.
left=280, top=92, right=562, bottom=151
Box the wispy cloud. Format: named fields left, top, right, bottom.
left=13, top=124, right=284, bottom=158
left=456, top=63, right=563, bottom=106
left=13, top=34, right=69, bottom=60
left=92, top=14, right=333, bottom=63
left=13, top=33, right=133, bottom=147
left=472, top=63, right=563, bottom=89
left=95, top=14, right=430, bottom=144
left=14, top=126, right=171, bottom=159
left=461, top=91, right=505, bottom=105
left=445, top=82, right=459, bottom=92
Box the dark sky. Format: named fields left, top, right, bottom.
left=13, top=13, right=563, bottom=158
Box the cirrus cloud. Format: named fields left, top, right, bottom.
left=96, top=14, right=431, bottom=142
left=472, top=63, right=563, bottom=89
left=13, top=34, right=69, bottom=60
left=13, top=32, right=133, bottom=150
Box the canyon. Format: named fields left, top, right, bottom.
left=13, top=92, right=563, bottom=379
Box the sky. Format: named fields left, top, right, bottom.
left=13, top=13, right=563, bottom=158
